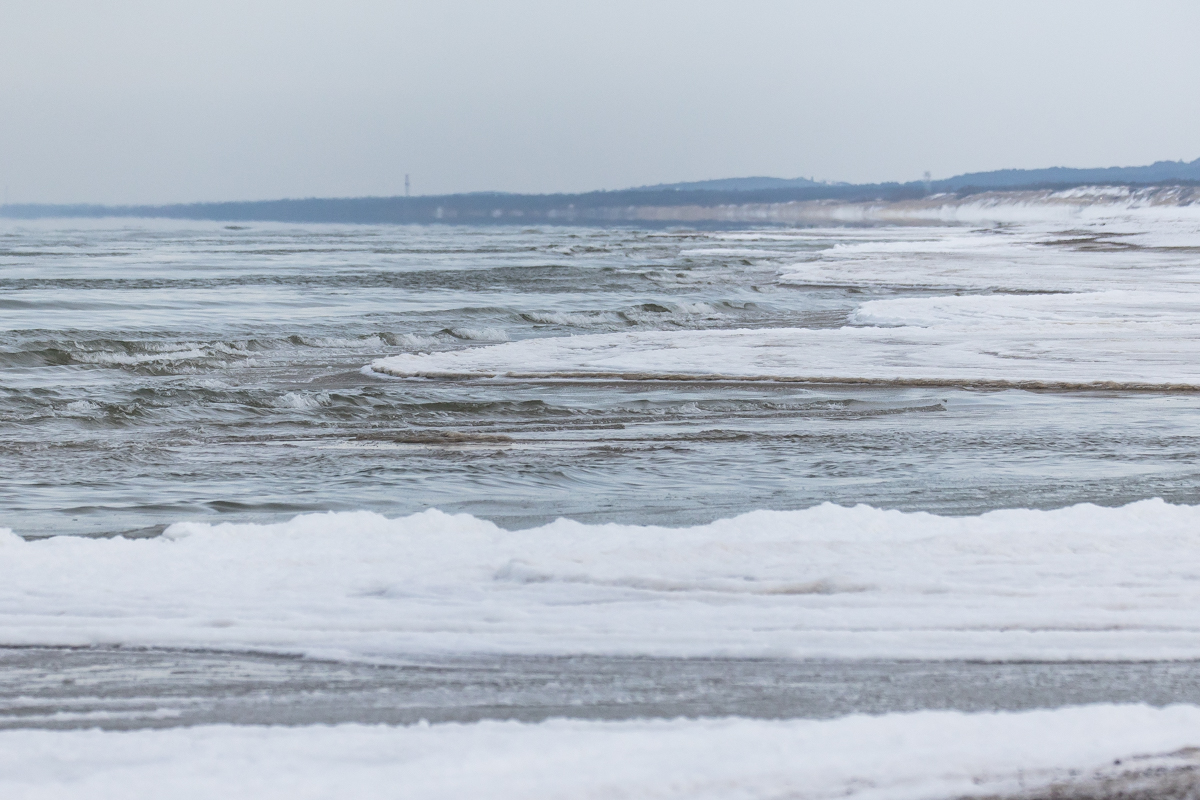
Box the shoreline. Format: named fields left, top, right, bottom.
left=8, top=647, right=1200, bottom=731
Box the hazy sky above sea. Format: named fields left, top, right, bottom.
left=3, top=1, right=1199, bottom=204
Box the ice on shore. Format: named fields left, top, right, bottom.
left=5, top=500, right=1200, bottom=661
left=3, top=704, right=1199, bottom=800
left=368, top=302, right=1200, bottom=387
left=370, top=214, right=1200, bottom=388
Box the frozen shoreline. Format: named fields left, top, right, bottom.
left=5, top=500, right=1200, bottom=662
left=3, top=705, right=1199, bottom=800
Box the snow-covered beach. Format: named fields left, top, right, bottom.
left=8, top=190, right=1200, bottom=796
left=6, top=705, right=1200, bottom=800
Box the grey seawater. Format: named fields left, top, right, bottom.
left=5, top=219, right=1200, bottom=537
left=6, top=219, right=1200, bottom=747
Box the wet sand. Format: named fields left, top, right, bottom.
left=6, top=647, right=1200, bottom=731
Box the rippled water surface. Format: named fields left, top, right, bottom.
left=5, top=218, right=1200, bottom=537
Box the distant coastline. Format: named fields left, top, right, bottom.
left=4, top=158, right=1198, bottom=226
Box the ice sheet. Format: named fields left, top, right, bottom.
left=778, top=222, right=1200, bottom=293
left=3, top=705, right=1199, bottom=800
left=5, top=500, right=1200, bottom=660
left=368, top=313, right=1200, bottom=389
left=371, top=214, right=1200, bottom=389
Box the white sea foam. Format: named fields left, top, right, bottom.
left=70, top=340, right=255, bottom=367
left=298, top=334, right=392, bottom=349
left=3, top=705, right=1199, bottom=800
left=681, top=247, right=789, bottom=257
left=72, top=346, right=217, bottom=366
left=390, top=332, right=443, bottom=350
left=274, top=391, right=332, bottom=410
left=520, top=310, right=621, bottom=327
left=446, top=326, right=510, bottom=342
left=5, top=500, right=1200, bottom=660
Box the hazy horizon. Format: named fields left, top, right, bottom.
left=4, top=1, right=1199, bottom=205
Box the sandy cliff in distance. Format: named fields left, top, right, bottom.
left=605, top=185, right=1200, bottom=226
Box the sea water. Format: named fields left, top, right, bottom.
left=5, top=216, right=1200, bottom=539
left=8, top=210, right=1200, bottom=750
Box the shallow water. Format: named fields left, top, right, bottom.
left=7, top=648, right=1200, bottom=731
left=5, top=218, right=1200, bottom=537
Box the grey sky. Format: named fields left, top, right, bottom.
left=3, top=1, right=1198, bottom=204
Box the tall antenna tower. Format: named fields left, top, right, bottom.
left=404, top=174, right=410, bottom=198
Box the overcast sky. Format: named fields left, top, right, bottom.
left=3, top=1, right=1198, bottom=204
